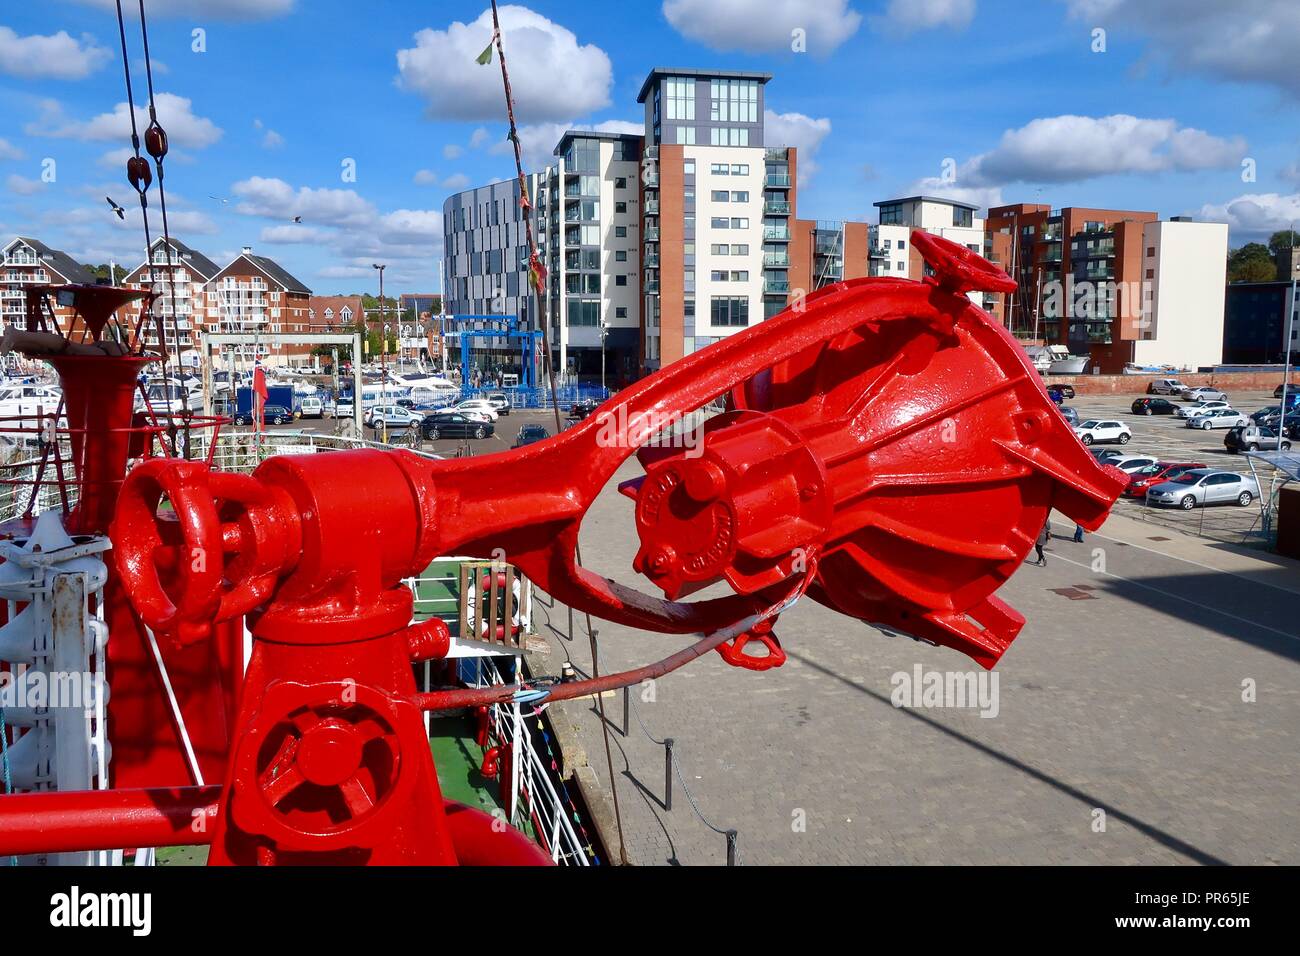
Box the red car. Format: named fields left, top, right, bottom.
left=1122, top=461, right=1208, bottom=498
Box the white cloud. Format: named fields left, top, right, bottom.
left=441, top=173, right=471, bottom=191
left=0, top=27, right=112, bottom=80
left=396, top=5, right=613, bottom=121
left=663, top=0, right=861, bottom=54
left=1062, top=0, right=1300, bottom=100
left=262, top=129, right=285, bottom=149
left=872, top=0, right=975, bottom=34
left=443, top=144, right=463, bottom=159
left=413, top=169, right=439, bottom=185
left=6, top=174, right=45, bottom=196
left=0, top=138, right=23, bottom=161
left=1199, top=192, right=1300, bottom=240
left=492, top=119, right=641, bottom=172
left=231, top=177, right=376, bottom=227
left=763, top=109, right=831, bottom=185
left=469, top=127, right=491, bottom=149
left=260, top=224, right=333, bottom=244
left=71, top=0, right=294, bottom=19
left=950, top=114, right=1246, bottom=186
left=28, top=93, right=223, bottom=149
left=897, top=178, right=1005, bottom=215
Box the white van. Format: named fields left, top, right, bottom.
left=298, top=396, right=324, bottom=418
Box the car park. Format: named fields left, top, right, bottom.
left=420, top=412, right=493, bottom=440
left=1145, top=469, right=1260, bottom=510
left=1122, top=461, right=1208, bottom=498
left=1073, top=420, right=1131, bottom=445
left=1224, top=424, right=1292, bottom=453
left=1185, top=408, right=1248, bottom=430
left=1175, top=400, right=1230, bottom=419
left=1087, top=447, right=1125, bottom=463
left=484, top=392, right=512, bottom=416
left=1182, top=386, right=1228, bottom=402
left=1147, top=378, right=1187, bottom=395
left=512, top=424, right=549, bottom=448
left=1131, top=397, right=1179, bottom=416
left=233, top=403, right=293, bottom=426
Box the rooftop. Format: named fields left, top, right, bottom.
left=553, top=128, right=643, bottom=156
left=636, top=66, right=773, bottom=104
left=874, top=196, right=981, bottom=212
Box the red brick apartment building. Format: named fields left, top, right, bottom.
left=121, top=237, right=222, bottom=354
left=1, top=236, right=95, bottom=337
left=984, top=204, right=1158, bottom=372
left=207, top=248, right=314, bottom=368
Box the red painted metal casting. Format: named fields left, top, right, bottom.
left=1, top=232, right=1128, bottom=864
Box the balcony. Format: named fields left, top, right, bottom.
left=764, top=200, right=792, bottom=215
left=644, top=227, right=660, bottom=241
left=764, top=174, right=792, bottom=188
left=644, top=199, right=659, bottom=215
left=763, top=253, right=790, bottom=267
left=644, top=254, right=660, bottom=268
left=763, top=279, right=790, bottom=295
left=645, top=281, right=660, bottom=294
left=763, top=226, right=790, bottom=241
left=868, top=245, right=888, bottom=258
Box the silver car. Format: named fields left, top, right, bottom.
left=1176, top=399, right=1230, bottom=419
left=1182, top=386, right=1228, bottom=402
left=1185, top=408, right=1248, bottom=430
left=1145, top=469, right=1260, bottom=510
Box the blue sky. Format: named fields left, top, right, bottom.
left=2, top=0, right=1298, bottom=294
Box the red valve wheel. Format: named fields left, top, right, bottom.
left=911, top=230, right=1017, bottom=295
left=231, top=681, right=424, bottom=853
left=716, top=619, right=786, bottom=671
left=111, top=458, right=226, bottom=644
left=112, top=458, right=285, bottom=644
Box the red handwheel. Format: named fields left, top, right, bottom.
left=911, top=230, right=1018, bottom=295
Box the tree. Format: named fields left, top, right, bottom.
left=1267, top=230, right=1300, bottom=256
left=1227, top=243, right=1277, bottom=283
left=82, top=263, right=128, bottom=283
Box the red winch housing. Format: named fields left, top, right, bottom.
left=0, top=233, right=1127, bottom=864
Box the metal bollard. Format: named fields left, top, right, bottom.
left=664, top=738, right=674, bottom=811
left=726, top=830, right=738, bottom=866
left=622, top=685, right=631, bottom=737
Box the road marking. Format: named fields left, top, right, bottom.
left=1047, top=551, right=1299, bottom=642
left=1084, top=528, right=1300, bottom=597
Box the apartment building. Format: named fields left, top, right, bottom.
left=1224, top=280, right=1299, bottom=365
left=1131, top=218, right=1229, bottom=371
left=206, top=247, right=313, bottom=368
left=121, top=237, right=221, bottom=354
left=788, top=220, right=870, bottom=293
left=1, top=236, right=95, bottom=335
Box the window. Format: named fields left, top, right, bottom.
left=730, top=271, right=749, bottom=282
left=567, top=299, right=600, bottom=326
left=731, top=218, right=749, bottom=229
left=616, top=250, right=628, bottom=262
left=711, top=164, right=729, bottom=175
left=953, top=207, right=974, bottom=228
left=710, top=295, right=750, bottom=327
left=615, top=202, right=627, bottom=214
left=731, top=164, right=749, bottom=175
left=1146, top=246, right=1155, bottom=256
left=674, top=126, right=696, bottom=145
left=711, top=244, right=730, bottom=255
left=615, top=177, right=627, bottom=189
left=711, top=271, right=728, bottom=281
left=616, top=307, right=627, bottom=318
left=731, top=191, right=749, bottom=202
left=615, top=226, right=627, bottom=238
left=684, top=160, right=695, bottom=175
left=616, top=275, right=628, bottom=286
left=711, top=217, right=730, bottom=229
left=665, top=76, right=695, bottom=121
left=731, top=244, right=749, bottom=255
left=711, top=190, right=730, bottom=202
left=879, top=204, right=903, bottom=225
left=710, top=127, right=750, bottom=146
left=709, top=78, right=758, bottom=123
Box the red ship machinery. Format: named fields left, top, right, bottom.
left=0, top=234, right=1127, bottom=865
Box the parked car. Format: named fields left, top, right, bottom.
left=1073, top=419, right=1131, bottom=445
left=1046, top=385, right=1074, bottom=403
left=568, top=398, right=600, bottom=421
left=1131, top=397, right=1179, bottom=416
left=512, top=423, right=549, bottom=448
left=1181, top=386, right=1228, bottom=402
left=1088, top=447, right=1126, bottom=463
left=1185, top=408, right=1248, bottom=430
left=485, top=392, right=512, bottom=416
left=1104, top=455, right=1159, bottom=475
left=1055, top=404, right=1079, bottom=426
left=366, top=404, right=422, bottom=428
left=438, top=399, right=499, bottom=422
left=1249, top=406, right=1281, bottom=424
left=233, top=404, right=293, bottom=426
left=1122, top=461, right=1208, bottom=498
left=420, top=412, right=493, bottom=440
left=1147, top=378, right=1187, bottom=395
left=1224, top=424, right=1293, bottom=453
left=1145, top=469, right=1260, bottom=510
left=298, top=396, right=324, bottom=418
left=325, top=398, right=355, bottom=419
left=1274, top=383, right=1300, bottom=399
left=1176, top=400, right=1231, bottom=419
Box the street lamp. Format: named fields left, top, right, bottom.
left=599, top=319, right=608, bottom=393
left=373, top=263, right=387, bottom=443
left=1282, top=224, right=1297, bottom=432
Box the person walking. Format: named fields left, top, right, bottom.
left=1034, top=521, right=1050, bottom=566
left=1073, top=523, right=1085, bottom=543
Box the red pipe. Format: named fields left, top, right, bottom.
left=0, top=786, right=220, bottom=855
